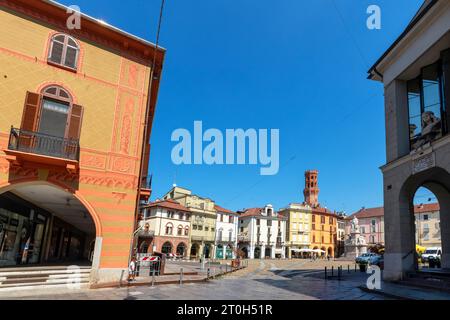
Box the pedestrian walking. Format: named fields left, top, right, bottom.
left=128, top=257, right=137, bottom=282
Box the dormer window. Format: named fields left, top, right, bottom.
left=48, top=34, right=80, bottom=70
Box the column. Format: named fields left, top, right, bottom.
left=260, top=245, right=265, bottom=259
left=271, top=246, right=276, bottom=259
left=383, top=175, right=415, bottom=281
left=249, top=245, right=255, bottom=259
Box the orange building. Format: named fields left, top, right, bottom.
left=0, top=0, right=165, bottom=285
left=303, top=171, right=338, bottom=257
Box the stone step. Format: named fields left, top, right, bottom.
left=0, top=268, right=91, bottom=278
left=0, top=282, right=90, bottom=293
left=1, top=274, right=90, bottom=285
left=399, top=278, right=450, bottom=293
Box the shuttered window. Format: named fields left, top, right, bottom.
left=48, top=34, right=80, bottom=70
left=20, top=87, right=83, bottom=142
left=21, top=92, right=41, bottom=132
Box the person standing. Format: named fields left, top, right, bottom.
left=128, top=257, right=137, bottom=282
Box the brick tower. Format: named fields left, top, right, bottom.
left=303, top=170, right=319, bottom=207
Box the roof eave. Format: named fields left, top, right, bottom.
left=44, top=0, right=166, bottom=52
left=367, top=0, right=439, bottom=81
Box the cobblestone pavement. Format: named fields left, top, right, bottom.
left=0, top=259, right=391, bottom=300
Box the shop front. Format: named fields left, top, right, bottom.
left=0, top=192, right=49, bottom=267
left=0, top=187, right=96, bottom=268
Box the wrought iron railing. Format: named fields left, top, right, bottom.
left=8, top=127, right=79, bottom=161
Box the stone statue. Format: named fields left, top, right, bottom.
left=351, top=216, right=359, bottom=233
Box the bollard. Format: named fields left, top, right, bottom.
left=355, top=264, right=357, bottom=272
left=348, top=265, right=350, bottom=274
left=338, top=267, right=341, bottom=281
left=180, top=268, right=183, bottom=286
left=207, top=268, right=211, bottom=278
left=152, top=269, right=156, bottom=287
left=325, top=266, right=327, bottom=280
left=331, top=266, right=334, bottom=277
left=119, top=270, right=124, bottom=288
left=220, top=266, right=223, bottom=275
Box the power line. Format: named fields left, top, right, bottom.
left=130, top=0, right=166, bottom=263
left=330, top=0, right=370, bottom=69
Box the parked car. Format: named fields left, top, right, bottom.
left=421, top=247, right=442, bottom=262
left=355, top=253, right=380, bottom=265
left=371, top=255, right=384, bottom=269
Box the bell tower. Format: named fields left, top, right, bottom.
left=303, top=170, right=319, bottom=207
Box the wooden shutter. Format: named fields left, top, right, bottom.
left=67, top=104, right=83, bottom=140
left=20, top=92, right=41, bottom=132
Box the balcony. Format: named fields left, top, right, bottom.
left=4, top=128, right=79, bottom=172
left=139, top=174, right=152, bottom=201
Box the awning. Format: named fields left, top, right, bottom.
left=312, top=249, right=326, bottom=253
left=291, top=248, right=313, bottom=253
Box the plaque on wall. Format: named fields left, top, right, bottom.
left=412, top=153, right=435, bottom=174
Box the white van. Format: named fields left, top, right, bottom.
left=421, top=247, right=442, bottom=262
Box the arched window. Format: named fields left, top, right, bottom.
left=48, top=34, right=80, bottom=70
left=184, top=226, right=189, bottom=236
left=35, top=85, right=83, bottom=141
left=177, top=225, right=183, bottom=236
left=165, top=223, right=173, bottom=235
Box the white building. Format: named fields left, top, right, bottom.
left=214, top=205, right=239, bottom=259
left=139, top=199, right=191, bottom=257
left=237, top=204, right=287, bottom=259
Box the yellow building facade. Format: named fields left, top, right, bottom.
left=279, top=203, right=311, bottom=258
left=310, top=208, right=337, bottom=257
left=0, top=0, right=164, bottom=285
left=163, top=187, right=217, bottom=259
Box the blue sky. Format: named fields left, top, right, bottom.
left=60, top=0, right=427, bottom=214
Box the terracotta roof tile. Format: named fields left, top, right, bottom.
left=349, top=203, right=440, bottom=219
left=214, top=204, right=236, bottom=214
left=145, top=199, right=190, bottom=212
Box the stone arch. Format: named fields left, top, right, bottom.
left=0, top=180, right=102, bottom=237
left=391, top=167, right=450, bottom=277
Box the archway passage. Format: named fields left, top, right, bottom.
left=0, top=183, right=97, bottom=267
left=241, top=247, right=248, bottom=259
left=264, top=247, right=272, bottom=258
left=226, top=244, right=233, bottom=259
left=161, top=241, right=173, bottom=254
left=176, top=243, right=186, bottom=257
left=254, top=247, right=261, bottom=259
left=387, top=167, right=450, bottom=280
left=216, top=244, right=223, bottom=259
left=327, top=247, right=333, bottom=257
left=190, top=243, right=199, bottom=258
left=203, top=244, right=211, bottom=259
left=413, top=187, right=442, bottom=270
